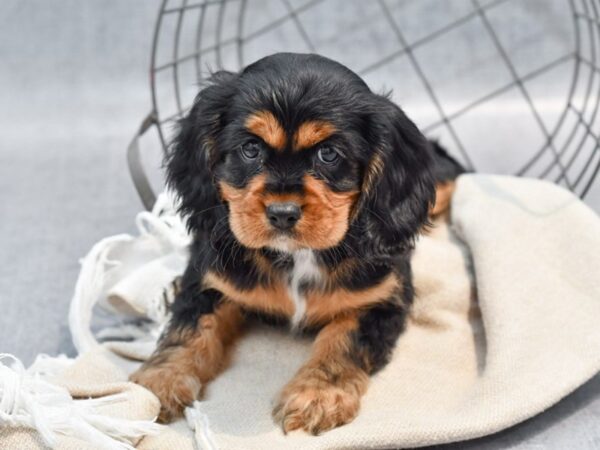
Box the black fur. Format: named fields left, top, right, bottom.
left=428, top=139, right=467, bottom=183
left=350, top=257, right=415, bottom=373
left=166, top=71, right=236, bottom=233
left=352, top=97, right=436, bottom=257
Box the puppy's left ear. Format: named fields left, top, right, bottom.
left=356, top=98, right=435, bottom=255
left=166, top=71, right=238, bottom=234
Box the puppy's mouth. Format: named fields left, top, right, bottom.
left=219, top=175, right=358, bottom=251
left=244, top=215, right=309, bottom=253
left=265, top=233, right=302, bottom=253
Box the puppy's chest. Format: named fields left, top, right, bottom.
left=286, top=249, right=323, bottom=327
left=206, top=251, right=395, bottom=327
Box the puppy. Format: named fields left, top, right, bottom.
left=131, top=53, right=463, bottom=434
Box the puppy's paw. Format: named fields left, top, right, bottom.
left=130, top=365, right=201, bottom=423
left=272, top=371, right=364, bottom=435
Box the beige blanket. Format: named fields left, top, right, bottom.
left=2, top=174, right=600, bottom=449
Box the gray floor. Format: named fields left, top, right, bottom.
left=1, top=1, right=599, bottom=448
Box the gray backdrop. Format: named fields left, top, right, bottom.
left=1, top=1, right=599, bottom=448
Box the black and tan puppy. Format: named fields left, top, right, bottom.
left=131, top=53, right=462, bottom=434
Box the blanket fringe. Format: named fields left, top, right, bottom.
left=69, top=191, right=190, bottom=354
left=186, top=402, right=218, bottom=450
left=69, top=233, right=135, bottom=353
left=0, top=353, right=162, bottom=449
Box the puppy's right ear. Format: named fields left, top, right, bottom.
left=166, top=71, right=238, bottom=234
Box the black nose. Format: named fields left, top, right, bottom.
left=266, top=202, right=301, bottom=231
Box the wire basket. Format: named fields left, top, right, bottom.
left=128, top=0, right=600, bottom=210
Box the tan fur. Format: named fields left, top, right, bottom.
left=362, top=152, right=384, bottom=196
left=219, top=174, right=274, bottom=249
left=203, top=270, right=295, bottom=317
left=294, top=176, right=358, bottom=249
left=273, top=313, right=369, bottom=434
left=430, top=180, right=456, bottom=217
left=327, top=257, right=359, bottom=285
left=250, top=249, right=278, bottom=282
left=293, top=120, right=336, bottom=150
left=219, top=174, right=358, bottom=250
left=304, top=273, right=400, bottom=326
left=351, top=152, right=383, bottom=220
left=245, top=110, right=286, bottom=150
left=129, top=302, right=244, bottom=422
left=203, top=261, right=398, bottom=327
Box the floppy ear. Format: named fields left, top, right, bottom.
left=356, top=98, right=435, bottom=256
left=165, top=71, right=238, bottom=234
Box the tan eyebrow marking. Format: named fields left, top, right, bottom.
left=293, top=120, right=336, bottom=150
left=245, top=110, right=286, bottom=150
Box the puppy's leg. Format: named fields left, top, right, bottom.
left=130, top=294, right=244, bottom=422
left=273, top=302, right=406, bottom=434
left=273, top=313, right=366, bottom=434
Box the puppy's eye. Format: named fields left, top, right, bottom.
left=317, top=147, right=339, bottom=164
left=240, top=141, right=261, bottom=160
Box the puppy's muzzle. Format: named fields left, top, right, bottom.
left=266, top=202, right=301, bottom=231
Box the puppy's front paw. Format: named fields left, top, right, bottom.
left=272, top=370, right=366, bottom=435
left=130, top=365, right=201, bottom=423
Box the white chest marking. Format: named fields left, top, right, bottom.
left=288, top=249, right=321, bottom=328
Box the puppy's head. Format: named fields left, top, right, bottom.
left=167, top=53, right=434, bottom=255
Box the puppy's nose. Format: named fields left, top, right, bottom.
left=266, top=202, right=301, bottom=231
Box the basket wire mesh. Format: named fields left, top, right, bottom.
left=128, top=0, right=600, bottom=209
